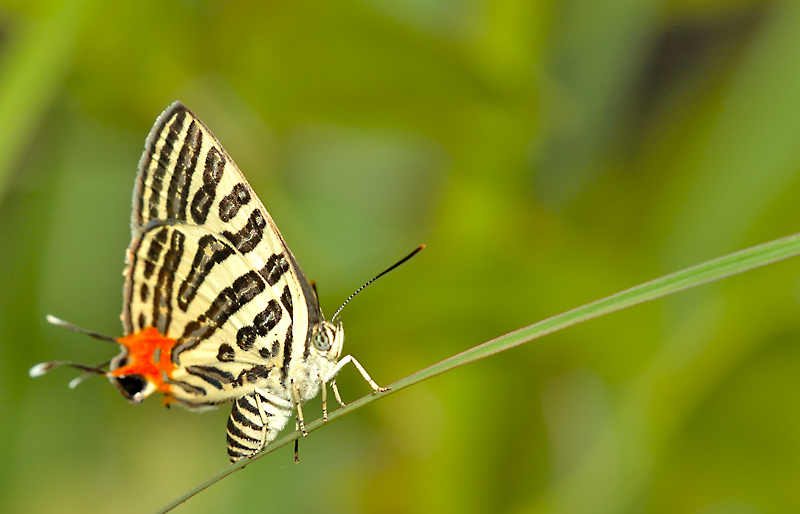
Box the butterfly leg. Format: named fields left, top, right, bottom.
left=330, top=378, right=347, bottom=408
left=332, top=355, right=390, bottom=393
left=290, top=379, right=308, bottom=437
left=253, top=393, right=269, bottom=453
left=293, top=416, right=302, bottom=462
left=321, top=376, right=330, bottom=421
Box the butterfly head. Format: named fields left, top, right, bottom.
left=310, top=320, right=344, bottom=361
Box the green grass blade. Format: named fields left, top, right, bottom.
left=157, top=232, right=800, bottom=513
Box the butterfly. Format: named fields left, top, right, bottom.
left=31, top=102, right=422, bottom=462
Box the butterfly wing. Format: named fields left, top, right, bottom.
left=122, top=102, right=322, bottom=407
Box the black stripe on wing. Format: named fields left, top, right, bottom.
left=165, top=119, right=202, bottom=220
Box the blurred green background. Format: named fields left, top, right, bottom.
left=2, top=0, right=800, bottom=513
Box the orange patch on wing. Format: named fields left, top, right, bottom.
left=113, top=327, right=178, bottom=394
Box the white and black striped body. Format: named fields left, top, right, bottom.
left=117, top=102, right=347, bottom=462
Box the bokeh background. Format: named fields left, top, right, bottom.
left=2, top=0, right=800, bottom=513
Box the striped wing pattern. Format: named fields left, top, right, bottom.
left=123, top=102, right=322, bottom=460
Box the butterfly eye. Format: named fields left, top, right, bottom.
left=313, top=330, right=332, bottom=352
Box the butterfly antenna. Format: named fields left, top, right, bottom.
left=46, top=314, right=118, bottom=343
left=332, top=245, right=424, bottom=322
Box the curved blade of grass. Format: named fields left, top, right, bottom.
left=157, top=232, right=800, bottom=514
